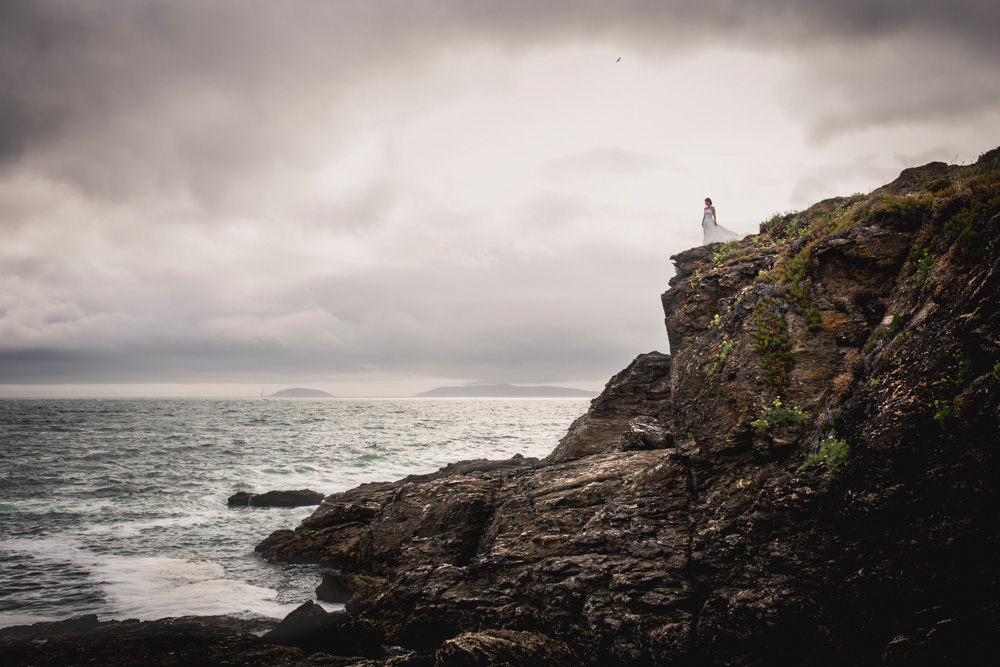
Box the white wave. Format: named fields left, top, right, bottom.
left=92, top=555, right=296, bottom=620
left=0, top=497, right=118, bottom=515
left=1, top=398, right=587, bottom=627
left=80, top=511, right=218, bottom=537
left=0, top=535, right=94, bottom=563
left=0, top=536, right=297, bottom=622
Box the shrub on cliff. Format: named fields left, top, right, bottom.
left=750, top=297, right=796, bottom=392
left=751, top=398, right=811, bottom=434
left=797, top=437, right=850, bottom=476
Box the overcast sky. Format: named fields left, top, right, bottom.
left=2, top=1, right=998, bottom=397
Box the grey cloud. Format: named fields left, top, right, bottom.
left=541, top=148, right=676, bottom=180
left=3, top=1, right=997, bottom=197
left=1, top=2, right=361, bottom=208
left=3, top=1, right=998, bottom=389
left=779, top=34, right=1000, bottom=139
left=788, top=154, right=899, bottom=207
left=0, top=250, right=660, bottom=386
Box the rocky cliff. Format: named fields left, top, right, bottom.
left=253, top=149, right=1000, bottom=665
left=5, top=150, right=999, bottom=666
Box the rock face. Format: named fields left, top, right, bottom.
left=228, top=489, right=326, bottom=507
left=435, top=629, right=579, bottom=666
left=546, top=351, right=672, bottom=462
left=262, top=600, right=384, bottom=657
left=252, top=150, right=1000, bottom=664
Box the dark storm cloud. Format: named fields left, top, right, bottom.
left=0, top=250, right=650, bottom=385
left=2, top=0, right=996, bottom=196
left=2, top=1, right=998, bottom=390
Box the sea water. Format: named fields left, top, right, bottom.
left=0, top=397, right=587, bottom=628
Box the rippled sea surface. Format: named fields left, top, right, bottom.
left=0, top=398, right=587, bottom=628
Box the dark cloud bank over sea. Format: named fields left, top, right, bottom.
left=1, top=1, right=998, bottom=394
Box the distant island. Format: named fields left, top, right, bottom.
left=266, top=388, right=335, bottom=398
left=415, top=384, right=597, bottom=398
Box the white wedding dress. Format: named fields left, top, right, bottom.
left=702, top=208, right=740, bottom=245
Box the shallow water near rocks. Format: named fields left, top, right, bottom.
left=0, top=397, right=586, bottom=628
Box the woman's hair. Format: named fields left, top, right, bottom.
left=705, top=197, right=713, bottom=205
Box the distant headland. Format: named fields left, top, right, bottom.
left=415, top=384, right=597, bottom=398
left=266, top=388, right=335, bottom=398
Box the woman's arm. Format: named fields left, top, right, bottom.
left=709, top=205, right=717, bottom=225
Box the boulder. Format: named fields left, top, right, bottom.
left=316, top=570, right=388, bottom=605
left=262, top=601, right=383, bottom=657
left=227, top=489, right=325, bottom=507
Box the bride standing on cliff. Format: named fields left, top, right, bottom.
left=701, top=197, right=741, bottom=245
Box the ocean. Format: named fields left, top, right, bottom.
left=0, top=397, right=588, bottom=629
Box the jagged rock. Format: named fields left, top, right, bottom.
left=256, top=446, right=693, bottom=662
left=434, top=629, right=578, bottom=666
left=662, top=197, right=922, bottom=457
left=316, top=570, right=388, bottom=605
left=228, top=489, right=326, bottom=507
left=0, top=615, right=307, bottom=666
left=614, top=415, right=673, bottom=452
left=263, top=601, right=384, bottom=657
left=546, top=351, right=672, bottom=462
left=256, top=457, right=538, bottom=567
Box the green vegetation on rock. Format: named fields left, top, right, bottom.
left=751, top=397, right=811, bottom=434
left=751, top=297, right=795, bottom=392
left=933, top=399, right=954, bottom=428
left=948, top=350, right=974, bottom=389
left=798, top=437, right=850, bottom=475
left=712, top=239, right=741, bottom=265
left=708, top=340, right=735, bottom=376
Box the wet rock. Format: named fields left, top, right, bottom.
left=263, top=600, right=333, bottom=646
left=434, top=629, right=578, bottom=666
left=316, top=570, right=387, bottom=605
left=258, top=446, right=694, bottom=663
left=263, top=601, right=384, bottom=658
left=255, top=457, right=538, bottom=568
left=0, top=615, right=307, bottom=667
left=228, top=489, right=326, bottom=507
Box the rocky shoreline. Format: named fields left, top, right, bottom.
left=4, top=150, right=999, bottom=665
